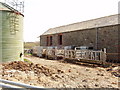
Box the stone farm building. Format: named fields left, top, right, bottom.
left=40, top=14, right=120, bottom=62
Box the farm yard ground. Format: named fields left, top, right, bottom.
left=0, top=55, right=120, bottom=88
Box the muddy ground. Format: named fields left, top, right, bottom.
left=0, top=55, right=119, bottom=88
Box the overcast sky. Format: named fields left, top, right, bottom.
left=2, top=0, right=119, bottom=42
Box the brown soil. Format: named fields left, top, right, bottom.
left=0, top=55, right=119, bottom=88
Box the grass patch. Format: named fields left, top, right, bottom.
left=24, top=41, right=40, bottom=49
left=24, top=53, right=32, bottom=56
left=24, top=58, right=32, bottom=63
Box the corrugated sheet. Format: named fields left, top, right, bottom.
left=42, top=14, right=119, bottom=35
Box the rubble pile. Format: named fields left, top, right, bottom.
left=0, top=60, right=119, bottom=88
left=2, top=61, right=64, bottom=76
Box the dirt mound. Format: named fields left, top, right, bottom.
left=1, top=60, right=119, bottom=88
left=2, top=61, right=64, bottom=76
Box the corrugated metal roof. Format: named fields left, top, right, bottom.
left=42, top=14, right=119, bottom=35
left=0, top=2, right=18, bottom=11
left=0, top=2, right=23, bottom=16
left=0, top=2, right=9, bottom=10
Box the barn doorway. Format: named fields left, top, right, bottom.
left=58, top=34, right=62, bottom=45
left=50, top=36, right=53, bottom=46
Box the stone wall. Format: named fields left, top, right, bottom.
left=40, top=25, right=119, bottom=62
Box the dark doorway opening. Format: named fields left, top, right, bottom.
left=58, top=34, right=62, bottom=45
left=46, top=36, right=49, bottom=46
left=50, top=36, right=52, bottom=46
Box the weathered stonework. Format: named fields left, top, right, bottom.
left=40, top=25, right=119, bottom=62
left=40, top=14, right=119, bottom=62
